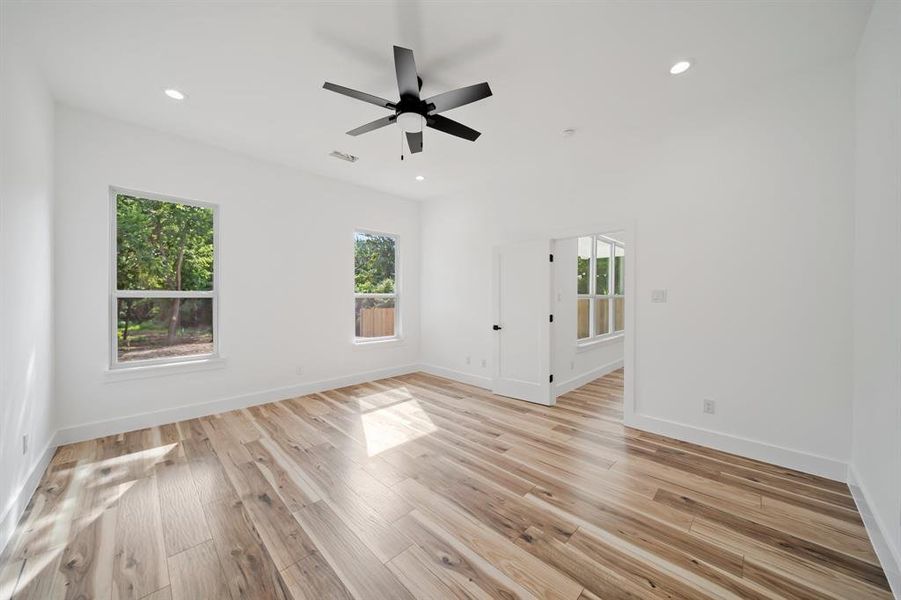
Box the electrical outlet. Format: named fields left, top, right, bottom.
left=22, top=434, right=28, bottom=455
left=465, top=355, right=471, bottom=365
left=703, top=399, right=716, bottom=415
left=480, top=359, right=487, bottom=368
left=570, top=360, right=575, bottom=370
left=295, top=366, right=304, bottom=376
left=651, top=289, right=668, bottom=303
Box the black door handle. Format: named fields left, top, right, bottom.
left=492, top=324, right=502, bottom=331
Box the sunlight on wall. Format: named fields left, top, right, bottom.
left=25, top=346, right=36, bottom=394
left=359, top=389, right=437, bottom=456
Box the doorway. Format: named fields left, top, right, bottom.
left=552, top=231, right=626, bottom=399
left=490, top=225, right=633, bottom=417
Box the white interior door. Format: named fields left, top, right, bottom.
left=491, top=240, right=553, bottom=406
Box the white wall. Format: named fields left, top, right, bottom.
left=421, top=60, right=854, bottom=477
left=0, top=5, right=57, bottom=553
left=53, top=106, right=420, bottom=438
left=851, top=0, right=901, bottom=593
left=552, top=237, right=624, bottom=396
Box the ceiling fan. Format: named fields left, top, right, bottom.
left=323, top=45, right=492, bottom=155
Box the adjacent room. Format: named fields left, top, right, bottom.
left=1, top=1, right=899, bottom=598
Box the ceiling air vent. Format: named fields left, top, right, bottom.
left=329, top=150, right=359, bottom=163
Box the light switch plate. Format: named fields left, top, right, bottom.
left=651, top=289, right=668, bottom=303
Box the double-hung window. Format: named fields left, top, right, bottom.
left=354, top=231, right=398, bottom=341
left=577, top=234, right=624, bottom=342
left=111, top=189, right=217, bottom=367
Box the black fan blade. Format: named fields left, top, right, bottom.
left=347, top=115, right=396, bottom=136
left=427, top=114, right=481, bottom=141
left=406, top=131, right=423, bottom=153
left=394, top=46, right=420, bottom=100
left=323, top=82, right=395, bottom=110
left=425, top=82, right=492, bottom=113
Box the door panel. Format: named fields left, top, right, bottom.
left=491, top=240, right=553, bottom=406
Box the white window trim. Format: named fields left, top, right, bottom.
left=575, top=333, right=624, bottom=352
left=577, top=234, right=624, bottom=347
left=104, top=356, right=227, bottom=383
left=108, top=186, right=221, bottom=371
left=352, top=229, right=401, bottom=345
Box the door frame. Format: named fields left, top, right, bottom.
left=546, top=220, right=637, bottom=424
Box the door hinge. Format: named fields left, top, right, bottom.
left=549, top=314, right=554, bottom=323
left=549, top=253, right=554, bottom=262
left=549, top=374, right=554, bottom=383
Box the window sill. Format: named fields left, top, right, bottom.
left=576, top=333, right=624, bottom=353
left=352, top=337, right=405, bottom=350
left=104, top=356, right=227, bottom=382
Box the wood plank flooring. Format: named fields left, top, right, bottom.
left=0, top=369, right=891, bottom=599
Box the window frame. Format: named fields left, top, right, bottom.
left=352, top=229, right=401, bottom=345
left=577, top=233, right=624, bottom=346
left=108, top=186, right=220, bottom=370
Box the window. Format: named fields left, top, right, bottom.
left=111, top=189, right=217, bottom=367
left=577, top=234, right=624, bottom=342
left=354, top=231, right=398, bottom=341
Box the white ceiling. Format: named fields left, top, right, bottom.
left=9, top=0, right=872, bottom=200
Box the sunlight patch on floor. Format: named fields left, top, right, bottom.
left=0, top=442, right=172, bottom=597
left=353, top=388, right=414, bottom=412
left=83, top=442, right=177, bottom=485
left=5, top=546, right=61, bottom=596
left=360, top=393, right=436, bottom=456
left=0, top=558, right=24, bottom=599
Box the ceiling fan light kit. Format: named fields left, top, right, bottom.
left=396, top=112, right=425, bottom=133
left=323, top=45, right=492, bottom=157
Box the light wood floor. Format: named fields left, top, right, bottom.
left=0, top=370, right=891, bottom=599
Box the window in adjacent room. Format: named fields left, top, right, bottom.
left=111, top=189, right=217, bottom=367
left=354, top=231, right=398, bottom=341
left=576, top=234, right=624, bottom=343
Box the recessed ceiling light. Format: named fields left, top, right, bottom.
left=164, top=88, right=186, bottom=100
left=415, top=175, right=425, bottom=181
left=669, top=60, right=692, bottom=75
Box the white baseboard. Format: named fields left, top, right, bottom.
left=624, top=413, right=848, bottom=482
left=417, top=363, right=492, bottom=389
left=0, top=436, right=57, bottom=559
left=420, top=363, right=849, bottom=484
left=555, top=359, right=623, bottom=397
left=54, top=363, right=421, bottom=446
left=848, top=465, right=901, bottom=599
left=49, top=361, right=853, bottom=483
